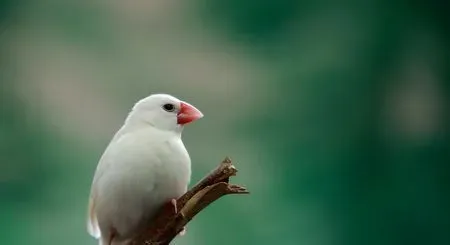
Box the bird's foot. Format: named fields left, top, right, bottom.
left=169, top=199, right=187, bottom=236
left=171, top=198, right=178, bottom=214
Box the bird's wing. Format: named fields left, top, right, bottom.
left=86, top=141, right=116, bottom=239
left=87, top=193, right=101, bottom=239
left=86, top=132, right=126, bottom=239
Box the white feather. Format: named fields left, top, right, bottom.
left=86, top=94, right=200, bottom=244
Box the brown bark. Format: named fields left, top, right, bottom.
left=128, top=157, right=249, bottom=245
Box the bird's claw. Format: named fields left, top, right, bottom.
left=171, top=198, right=177, bottom=214
left=169, top=199, right=187, bottom=236
left=169, top=199, right=186, bottom=236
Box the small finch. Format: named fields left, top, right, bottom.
left=87, top=94, right=203, bottom=245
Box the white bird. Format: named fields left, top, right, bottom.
left=86, top=94, right=203, bottom=245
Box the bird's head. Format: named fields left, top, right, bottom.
left=126, top=94, right=203, bottom=132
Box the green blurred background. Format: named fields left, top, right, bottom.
left=1, top=1, right=449, bottom=245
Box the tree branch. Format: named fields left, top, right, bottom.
left=128, top=157, right=249, bottom=245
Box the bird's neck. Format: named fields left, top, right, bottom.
left=112, top=120, right=183, bottom=142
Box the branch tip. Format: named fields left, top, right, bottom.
left=223, top=156, right=232, bottom=163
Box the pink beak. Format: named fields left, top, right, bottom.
left=177, top=102, right=204, bottom=125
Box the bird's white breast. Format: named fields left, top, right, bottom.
left=93, top=127, right=191, bottom=238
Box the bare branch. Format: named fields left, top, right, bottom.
left=128, top=157, right=248, bottom=245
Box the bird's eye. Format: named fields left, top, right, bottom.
left=162, top=103, right=175, bottom=112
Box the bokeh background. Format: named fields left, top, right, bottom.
left=1, top=1, right=449, bottom=245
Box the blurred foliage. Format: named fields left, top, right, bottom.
left=0, top=0, right=15, bottom=22
left=1, top=0, right=449, bottom=245
left=201, top=1, right=450, bottom=244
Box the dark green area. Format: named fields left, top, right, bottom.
left=200, top=0, right=450, bottom=244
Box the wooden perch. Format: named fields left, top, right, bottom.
left=128, top=157, right=249, bottom=245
